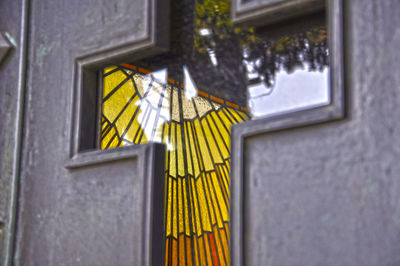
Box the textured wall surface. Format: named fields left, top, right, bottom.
left=242, top=0, right=400, bottom=265
left=14, top=0, right=166, bottom=265
left=1, top=0, right=399, bottom=265
left=0, top=1, right=24, bottom=265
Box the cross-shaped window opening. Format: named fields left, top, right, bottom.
left=100, top=1, right=328, bottom=265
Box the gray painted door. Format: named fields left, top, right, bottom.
left=1, top=0, right=168, bottom=265
left=230, top=1, right=400, bottom=266
left=1, top=0, right=400, bottom=266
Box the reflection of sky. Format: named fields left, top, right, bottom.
left=184, top=66, right=198, bottom=99
left=152, top=68, right=167, bottom=84
left=136, top=69, right=169, bottom=143
left=138, top=66, right=200, bottom=146
left=136, top=64, right=330, bottom=142
left=248, top=67, right=330, bottom=118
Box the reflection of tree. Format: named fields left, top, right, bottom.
left=244, top=26, right=328, bottom=87
left=192, top=0, right=250, bottom=105
left=194, top=0, right=329, bottom=89
left=137, top=0, right=329, bottom=106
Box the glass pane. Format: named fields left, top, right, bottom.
left=100, top=1, right=328, bottom=265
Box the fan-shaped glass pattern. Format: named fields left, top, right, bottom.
left=101, top=64, right=249, bottom=266
left=100, top=1, right=329, bottom=264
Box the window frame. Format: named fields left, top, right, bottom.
left=68, top=0, right=170, bottom=162
left=232, top=0, right=325, bottom=26
left=231, top=0, right=345, bottom=265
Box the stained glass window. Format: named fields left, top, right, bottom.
left=102, top=63, right=248, bottom=265
left=100, top=0, right=329, bottom=265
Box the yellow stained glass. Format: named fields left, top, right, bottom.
left=101, top=64, right=249, bottom=265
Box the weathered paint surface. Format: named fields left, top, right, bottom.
left=12, top=0, right=167, bottom=265
left=0, top=0, right=399, bottom=265
left=235, top=0, right=400, bottom=265
left=0, top=1, right=24, bottom=265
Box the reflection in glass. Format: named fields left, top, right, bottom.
left=100, top=1, right=329, bottom=265
left=248, top=68, right=329, bottom=116
left=101, top=65, right=248, bottom=266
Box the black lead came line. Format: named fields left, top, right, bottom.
left=101, top=92, right=138, bottom=140
left=104, top=131, right=119, bottom=149
left=150, top=82, right=168, bottom=142
left=173, top=121, right=180, bottom=260
left=195, top=110, right=230, bottom=266
left=206, top=114, right=230, bottom=160
left=166, top=82, right=175, bottom=266
left=186, top=120, right=209, bottom=266
left=103, top=66, right=122, bottom=77
left=189, top=102, right=224, bottom=266
left=101, top=69, right=137, bottom=143
left=134, top=76, right=165, bottom=144
left=184, top=119, right=210, bottom=266
left=191, top=100, right=230, bottom=228
left=177, top=85, right=195, bottom=266
left=211, top=110, right=232, bottom=149
left=134, top=101, right=152, bottom=144
left=199, top=115, right=231, bottom=231
left=116, top=75, right=154, bottom=146
left=102, top=75, right=131, bottom=102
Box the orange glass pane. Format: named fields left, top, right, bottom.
left=101, top=64, right=249, bottom=265
left=100, top=0, right=328, bottom=264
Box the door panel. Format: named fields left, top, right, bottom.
left=7, top=0, right=400, bottom=265
left=231, top=0, right=400, bottom=265
left=0, top=1, right=26, bottom=265
left=15, top=0, right=168, bottom=265
left=19, top=143, right=165, bottom=265
left=63, top=145, right=164, bottom=265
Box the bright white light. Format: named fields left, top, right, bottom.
left=183, top=66, right=198, bottom=99
left=200, top=28, right=211, bottom=36
left=208, top=49, right=218, bottom=66
left=248, top=67, right=330, bottom=118
left=151, top=68, right=167, bottom=84
left=166, top=141, right=174, bottom=151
